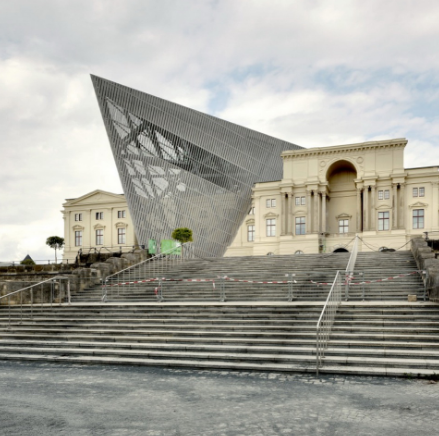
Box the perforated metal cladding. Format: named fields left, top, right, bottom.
left=91, top=75, right=302, bottom=257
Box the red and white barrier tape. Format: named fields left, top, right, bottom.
left=224, top=277, right=294, bottom=284
left=106, top=278, right=159, bottom=287
left=310, top=270, right=420, bottom=286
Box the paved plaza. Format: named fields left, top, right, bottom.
left=0, top=361, right=438, bottom=436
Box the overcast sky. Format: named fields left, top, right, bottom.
left=1, top=0, right=438, bottom=262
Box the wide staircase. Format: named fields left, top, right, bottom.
left=0, top=250, right=438, bottom=377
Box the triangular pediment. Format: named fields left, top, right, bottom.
left=336, top=213, right=352, bottom=220
left=409, top=201, right=428, bottom=209
left=376, top=203, right=391, bottom=210
left=64, top=190, right=126, bottom=207
left=263, top=211, right=279, bottom=219
left=292, top=208, right=307, bottom=216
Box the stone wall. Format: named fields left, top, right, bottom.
left=411, top=238, right=439, bottom=302
left=0, top=249, right=148, bottom=305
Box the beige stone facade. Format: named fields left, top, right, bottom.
left=226, top=138, right=439, bottom=256
left=62, top=190, right=137, bottom=261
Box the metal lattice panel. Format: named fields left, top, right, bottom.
left=91, top=75, right=303, bottom=257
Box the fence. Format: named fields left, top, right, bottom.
left=102, top=242, right=194, bottom=302
left=0, top=277, right=70, bottom=327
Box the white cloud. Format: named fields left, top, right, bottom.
left=0, top=0, right=438, bottom=261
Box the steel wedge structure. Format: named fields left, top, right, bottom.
left=91, top=75, right=302, bottom=257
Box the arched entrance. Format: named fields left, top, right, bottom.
left=333, top=247, right=349, bottom=253
left=326, top=160, right=358, bottom=234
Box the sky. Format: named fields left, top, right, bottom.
left=1, top=0, right=438, bottom=262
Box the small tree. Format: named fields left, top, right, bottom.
left=171, top=228, right=193, bottom=244
left=46, top=236, right=65, bottom=263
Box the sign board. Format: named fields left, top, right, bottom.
left=148, top=239, right=157, bottom=254
left=161, top=239, right=181, bottom=255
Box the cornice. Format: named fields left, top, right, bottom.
left=282, top=138, right=407, bottom=160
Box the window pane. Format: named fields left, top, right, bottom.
left=378, top=190, right=383, bottom=200
left=118, top=228, right=126, bottom=244
left=295, top=217, right=305, bottom=235
left=301, top=197, right=306, bottom=205
left=96, top=229, right=103, bottom=245
left=247, top=225, right=255, bottom=241
left=419, top=187, right=425, bottom=197
left=384, top=190, right=390, bottom=199
left=266, top=199, right=270, bottom=208
left=413, top=188, right=418, bottom=197
left=295, top=197, right=300, bottom=206
left=266, top=219, right=276, bottom=237
left=413, top=209, right=424, bottom=229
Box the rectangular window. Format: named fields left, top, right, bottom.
left=339, top=219, right=349, bottom=233
left=247, top=225, right=255, bottom=242
left=378, top=211, right=390, bottom=231
left=301, top=197, right=306, bottom=205
left=384, top=190, right=390, bottom=199
left=295, top=197, right=301, bottom=206
left=96, top=229, right=103, bottom=245
left=75, top=231, right=82, bottom=246
left=266, top=219, right=276, bottom=237
left=419, top=187, right=425, bottom=197
left=118, top=228, right=126, bottom=244
left=96, top=212, right=103, bottom=220
left=74, top=213, right=82, bottom=221
left=248, top=207, right=255, bottom=215
left=378, top=190, right=384, bottom=200
left=413, top=209, right=424, bottom=229
left=295, top=196, right=306, bottom=206
left=295, top=217, right=306, bottom=235
left=117, top=210, right=126, bottom=218
left=413, top=188, right=418, bottom=197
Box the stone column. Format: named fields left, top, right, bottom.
left=393, top=183, right=398, bottom=229
left=370, top=186, right=376, bottom=231
left=314, top=192, right=319, bottom=233
left=280, top=194, right=286, bottom=236
left=288, top=189, right=294, bottom=235
left=356, top=188, right=362, bottom=232
left=363, top=186, right=369, bottom=232
left=306, top=190, right=312, bottom=234
left=321, top=193, right=327, bottom=233
left=400, top=184, right=405, bottom=229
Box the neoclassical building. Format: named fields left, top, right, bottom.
left=62, top=190, right=137, bottom=261
left=226, top=138, right=439, bottom=256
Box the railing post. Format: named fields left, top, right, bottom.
left=8, top=295, right=11, bottom=328
left=423, top=270, right=428, bottom=301
left=219, top=276, right=226, bottom=302
left=359, top=272, right=365, bottom=301
left=286, top=273, right=296, bottom=301
left=67, top=279, right=71, bottom=305
left=30, top=288, right=33, bottom=322
left=345, top=272, right=350, bottom=301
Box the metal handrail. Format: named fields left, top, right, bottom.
left=102, top=242, right=194, bottom=302
left=316, top=270, right=343, bottom=375
left=344, top=235, right=359, bottom=300
left=0, top=276, right=70, bottom=328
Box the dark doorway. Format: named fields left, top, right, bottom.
left=333, top=248, right=349, bottom=253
